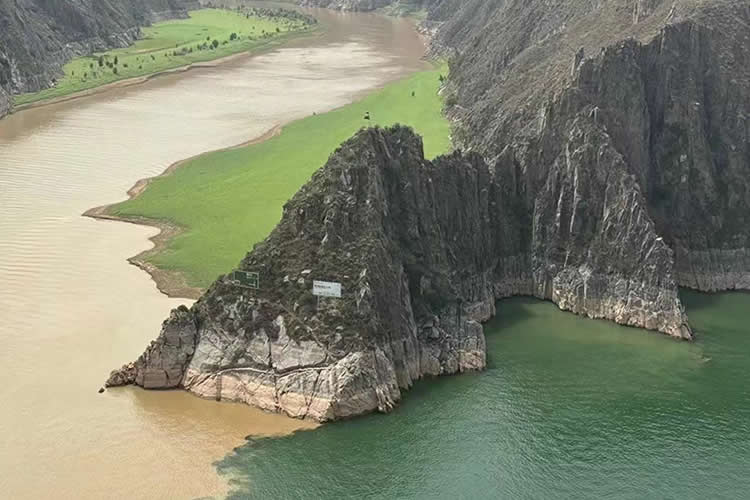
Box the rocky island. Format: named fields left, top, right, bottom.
left=106, top=0, right=750, bottom=421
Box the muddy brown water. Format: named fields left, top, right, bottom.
left=0, top=5, right=426, bottom=498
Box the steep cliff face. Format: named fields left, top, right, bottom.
left=0, top=0, right=197, bottom=116
left=439, top=0, right=750, bottom=294
left=108, top=125, right=691, bottom=420
left=109, top=127, right=490, bottom=420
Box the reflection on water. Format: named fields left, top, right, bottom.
left=0, top=6, right=426, bottom=499
left=218, top=294, right=750, bottom=499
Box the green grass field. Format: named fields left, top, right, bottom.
left=14, top=9, right=316, bottom=106
left=109, top=66, right=451, bottom=288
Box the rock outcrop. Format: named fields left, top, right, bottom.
left=108, top=124, right=691, bottom=419
left=110, top=127, right=492, bottom=420
left=0, top=0, right=198, bottom=117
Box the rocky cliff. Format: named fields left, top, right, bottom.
left=435, top=0, right=750, bottom=294
left=109, top=0, right=749, bottom=421
left=109, top=127, right=489, bottom=419
left=107, top=124, right=690, bottom=419
left=0, top=0, right=198, bottom=117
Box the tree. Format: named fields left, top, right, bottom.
left=212, top=39, right=220, bottom=49
left=113, top=67, right=118, bottom=75
left=230, top=32, right=237, bottom=41
left=114, top=56, right=118, bottom=65
left=98, top=56, right=104, bottom=67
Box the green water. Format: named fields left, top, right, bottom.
left=217, top=292, right=750, bottom=499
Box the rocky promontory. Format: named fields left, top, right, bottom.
left=108, top=124, right=691, bottom=420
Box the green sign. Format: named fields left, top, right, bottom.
left=231, top=270, right=259, bottom=289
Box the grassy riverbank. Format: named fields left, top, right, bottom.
left=104, top=65, right=450, bottom=291
left=14, top=8, right=317, bottom=106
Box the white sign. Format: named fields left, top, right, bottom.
left=313, top=280, right=342, bottom=298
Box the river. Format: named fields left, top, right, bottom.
left=0, top=6, right=427, bottom=499
left=218, top=292, right=750, bottom=499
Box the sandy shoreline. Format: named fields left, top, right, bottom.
left=84, top=124, right=283, bottom=300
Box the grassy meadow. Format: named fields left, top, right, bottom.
left=108, top=66, right=451, bottom=288
left=14, top=8, right=316, bottom=106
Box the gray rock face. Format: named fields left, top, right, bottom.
left=0, top=0, right=198, bottom=117
left=109, top=123, right=693, bottom=419
left=106, top=306, right=197, bottom=388
left=437, top=0, right=750, bottom=295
